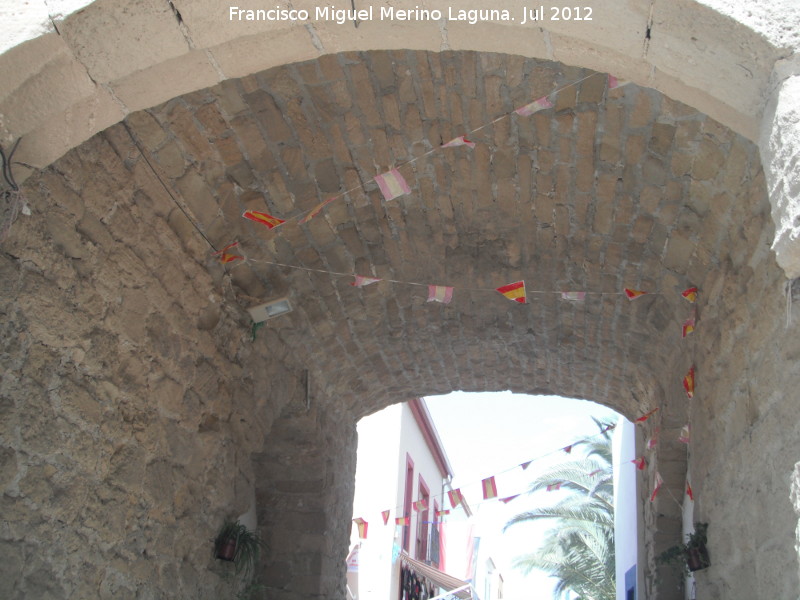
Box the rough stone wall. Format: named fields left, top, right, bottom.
left=0, top=131, right=307, bottom=598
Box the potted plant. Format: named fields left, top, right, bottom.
left=214, top=520, right=266, bottom=577
left=657, top=522, right=710, bottom=574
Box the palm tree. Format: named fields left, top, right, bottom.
left=504, top=421, right=615, bottom=600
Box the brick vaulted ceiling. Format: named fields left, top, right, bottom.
left=114, top=50, right=765, bottom=418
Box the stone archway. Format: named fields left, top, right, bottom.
left=2, top=46, right=800, bottom=599
left=1, top=1, right=800, bottom=598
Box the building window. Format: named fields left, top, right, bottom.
left=416, top=476, right=430, bottom=561
left=403, top=454, right=414, bottom=553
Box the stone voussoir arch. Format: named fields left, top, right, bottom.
left=1, top=0, right=799, bottom=272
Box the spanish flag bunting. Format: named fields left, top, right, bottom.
left=213, top=241, right=244, bottom=263
left=500, top=494, right=520, bottom=504
left=497, top=281, right=526, bottom=303
left=546, top=482, right=563, bottom=492
left=353, top=518, right=368, bottom=539
left=382, top=510, right=390, bottom=525
left=374, top=168, right=411, bottom=201
left=520, top=460, right=532, bottom=470
left=242, top=209, right=285, bottom=229
left=683, top=366, right=695, bottom=398
left=624, top=288, right=647, bottom=300
left=682, top=287, right=698, bottom=303
left=682, top=316, right=696, bottom=338
left=395, top=516, right=410, bottom=526
left=632, top=456, right=646, bottom=470
left=427, top=285, right=454, bottom=304
left=413, top=499, right=428, bottom=512
left=686, top=481, right=694, bottom=501
left=515, top=95, right=553, bottom=116
left=351, top=275, right=381, bottom=287
left=647, top=429, right=659, bottom=450
left=650, top=472, right=663, bottom=502
left=679, top=424, right=691, bottom=444
left=448, top=488, right=463, bottom=509
left=608, top=74, right=632, bottom=89
left=561, top=291, right=586, bottom=301
left=298, top=197, right=336, bottom=224
left=482, top=476, right=498, bottom=500
left=442, top=136, right=476, bottom=149
left=635, top=407, right=659, bottom=423
left=435, top=509, right=450, bottom=518
left=563, top=444, right=573, bottom=454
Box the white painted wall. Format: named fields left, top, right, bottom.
left=613, top=416, right=639, bottom=600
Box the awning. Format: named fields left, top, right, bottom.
left=400, top=554, right=474, bottom=599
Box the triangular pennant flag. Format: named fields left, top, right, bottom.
left=353, top=518, right=368, bottom=539
left=682, top=315, right=696, bottom=338
left=683, top=366, right=695, bottom=398
left=242, top=209, right=285, bottom=229
left=442, top=136, right=476, bottom=149
left=427, top=285, right=454, bottom=304
left=650, top=472, right=663, bottom=502
left=298, top=197, right=336, bottom=225
left=382, top=510, right=390, bottom=525
left=515, top=96, right=553, bottom=116
left=448, top=488, right=463, bottom=509
left=563, top=445, right=573, bottom=454
left=374, top=168, right=411, bottom=201
left=682, top=287, right=698, bottom=303
left=624, top=288, right=648, bottom=300
left=482, top=476, right=498, bottom=500
left=500, top=494, right=520, bottom=504
left=561, top=291, right=586, bottom=301
left=413, top=499, right=429, bottom=512
left=395, top=516, right=410, bottom=526
left=632, top=457, right=646, bottom=470
left=686, top=481, right=694, bottom=501
left=647, top=429, right=659, bottom=450
left=608, top=74, right=632, bottom=89
left=520, top=461, right=532, bottom=470
left=497, top=281, right=526, bottom=303
left=603, top=423, right=616, bottom=433
left=351, top=275, right=381, bottom=287
left=635, top=407, right=659, bottom=423
left=213, top=241, right=244, bottom=264
left=546, top=482, right=563, bottom=492
left=435, top=509, right=450, bottom=518
left=679, top=424, right=691, bottom=444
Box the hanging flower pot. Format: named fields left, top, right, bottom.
left=216, top=536, right=237, bottom=562
left=213, top=520, right=267, bottom=576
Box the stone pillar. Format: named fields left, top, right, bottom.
left=761, top=61, right=800, bottom=278
left=253, top=396, right=357, bottom=599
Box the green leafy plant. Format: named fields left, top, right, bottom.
left=657, top=522, right=710, bottom=574
left=214, top=520, right=267, bottom=578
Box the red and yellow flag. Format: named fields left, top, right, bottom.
left=213, top=241, right=243, bottom=264
left=442, top=136, right=476, bottom=149
left=520, top=461, right=532, bottom=470
left=298, top=197, right=336, bottom=225
left=374, top=168, right=411, bottom=201
left=353, top=518, right=368, bottom=539
left=435, top=509, right=450, bottom=518
left=381, top=510, right=390, bottom=525
left=500, top=495, right=520, bottom=504
left=413, top=499, right=428, bottom=512
left=482, top=476, right=498, bottom=500
left=632, top=456, right=646, bottom=470
left=546, top=482, right=562, bottom=492
left=448, top=488, right=463, bottom=509
left=497, top=281, right=526, bottom=303
left=650, top=472, right=663, bottom=502
left=682, top=316, right=696, bottom=338
left=395, top=516, right=410, bottom=526
left=608, top=74, right=632, bottom=89
left=682, top=287, right=698, bottom=303
left=242, top=209, right=285, bottom=229
left=563, top=445, right=573, bottom=454
left=351, top=275, right=381, bottom=287
left=624, top=288, right=647, bottom=300
left=683, top=366, right=695, bottom=398
left=635, top=407, right=659, bottom=423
